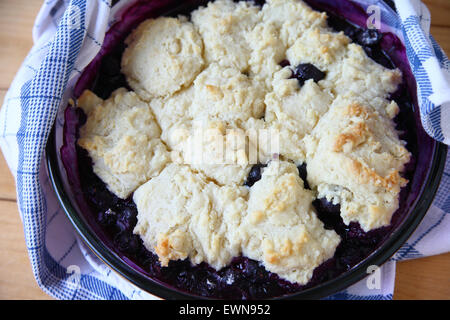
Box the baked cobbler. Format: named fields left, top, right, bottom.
left=63, top=0, right=416, bottom=299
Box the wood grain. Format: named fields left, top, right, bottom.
left=0, top=200, right=52, bottom=300
left=0, top=90, right=17, bottom=201
left=395, top=253, right=450, bottom=300
left=0, top=151, right=16, bottom=201
left=0, top=0, right=42, bottom=89
left=423, top=0, right=450, bottom=28
left=0, top=0, right=449, bottom=300
left=430, top=25, right=450, bottom=55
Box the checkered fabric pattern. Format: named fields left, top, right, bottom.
left=0, top=0, right=448, bottom=300
left=395, top=0, right=450, bottom=144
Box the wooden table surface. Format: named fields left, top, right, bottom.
left=0, top=0, right=449, bottom=300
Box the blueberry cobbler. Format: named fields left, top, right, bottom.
left=62, top=0, right=417, bottom=299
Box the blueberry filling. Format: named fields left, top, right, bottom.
left=292, top=63, right=326, bottom=86
left=91, top=44, right=131, bottom=99
left=357, top=29, right=383, bottom=47
left=97, top=208, right=117, bottom=228
left=237, top=0, right=266, bottom=6
left=312, top=198, right=389, bottom=271
left=244, top=163, right=267, bottom=187
left=115, top=205, right=138, bottom=232
left=279, top=59, right=291, bottom=68
left=325, top=13, right=394, bottom=69
left=85, top=181, right=119, bottom=209
left=63, top=0, right=419, bottom=299
left=313, top=198, right=342, bottom=230
left=296, top=163, right=310, bottom=190
left=114, top=232, right=142, bottom=255
left=97, top=206, right=138, bottom=233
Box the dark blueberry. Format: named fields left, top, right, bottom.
left=363, top=46, right=395, bottom=69
left=296, top=163, right=310, bottom=190
left=325, top=14, right=360, bottom=41
left=97, top=208, right=117, bottom=227
left=326, top=14, right=354, bottom=35
left=114, top=232, right=141, bottom=254
left=279, top=59, right=291, bottom=68
left=92, top=73, right=128, bottom=100
left=186, top=269, right=217, bottom=296
left=335, top=248, right=359, bottom=269
left=128, top=234, right=142, bottom=254
left=240, top=259, right=267, bottom=282
left=113, top=232, right=130, bottom=251
left=346, top=223, right=368, bottom=239
left=176, top=270, right=197, bottom=289
left=337, top=238, right=374, bottom=269
left=86, top=183, right=119, bottom=209
left=252, top=0, right=266, bottom=7
left=106, top=73, right=128, bottom=88
left=136, top=244, right=154, bottom=264
left=231, top=257, right=251, bottom=276
left=248, top=283, right=269, bottom=299
left=324, top=14, right=393, bottom=68
left=238, top=0, right=265, bottom=6
left=343, top=26, right=360, bottom=40
left=203, top=274, right=219, bottom=295
left=244, top=163, right=267, bottom=187
left=218, top=268, right=237, bottom=286
left=293, top=63, right=326, bottom=86
left=362, top=45, right=373, bottom=56
left=313, top=198, right=341, bottom=216
left=220, top=286, right=248, bottom=300
left=357, top=29, right=382, bottom=47
left=142, top=255, right=162, bottom=277
left=100, top=55, right=121, bottom=76
left=312, top=198, right=342, bottom=231
left=115, top=205, right=137, bottom=232
left=308, top=258, right=337, bottom=285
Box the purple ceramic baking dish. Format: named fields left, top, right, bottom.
left=46, top=0, right=447, bottom=299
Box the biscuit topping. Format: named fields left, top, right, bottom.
left=77, top=0, right=411, bottom=285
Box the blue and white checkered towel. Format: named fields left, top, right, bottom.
left=0, top=0, right=449, bottom=300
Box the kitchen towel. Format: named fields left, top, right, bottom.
left=0, top=0, right=449, bottom=300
